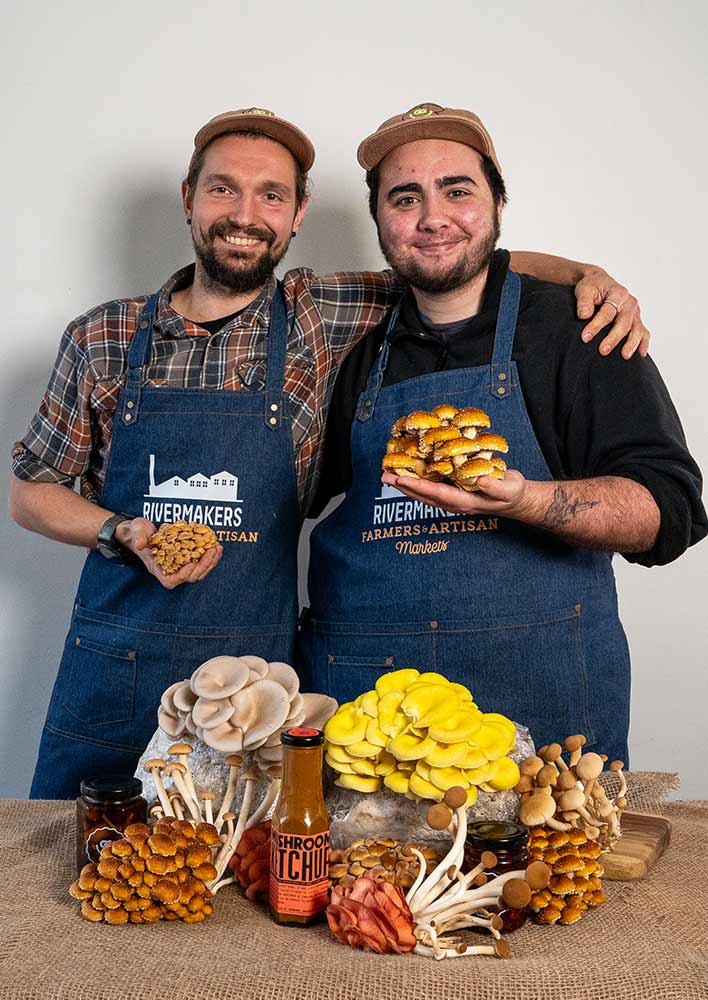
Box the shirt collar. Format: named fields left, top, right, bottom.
left=153, top=264, right=278, bottom=338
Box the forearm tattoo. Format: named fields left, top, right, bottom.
left=542, top=484, right=600, bottom=529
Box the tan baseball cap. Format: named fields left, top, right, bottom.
left=357, top=102, right=501, bottom=174
left=192, top=108, right=315, bottom=171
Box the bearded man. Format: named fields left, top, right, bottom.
left=300, top=104, right=707, bottom=764
left=11, top=107, right=650, bottom=796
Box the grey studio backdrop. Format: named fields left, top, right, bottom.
left=1, top=0, right=706, bottom=798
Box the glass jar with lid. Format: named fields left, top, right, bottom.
left=463, top=820, right=529, bottom=932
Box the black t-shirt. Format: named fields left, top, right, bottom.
left=310, top=249, right=707, bottom=567
left=194, top=309, right=245, bottom=334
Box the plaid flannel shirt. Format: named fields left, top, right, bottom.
left=11, top=265, right=403, bottom=515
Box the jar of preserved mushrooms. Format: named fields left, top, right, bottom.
left=76, top=776, right=147, bottom=872
left=463, top=820, right=529, bottom=932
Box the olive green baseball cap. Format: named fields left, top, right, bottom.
left=357, top=102, right=501, bottom=174
left=192, top=108, right=315, bottom=171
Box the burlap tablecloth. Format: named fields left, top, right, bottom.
left=1, top=778, right=706, bottom=1000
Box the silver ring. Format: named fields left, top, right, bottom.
left=606, top=299, right=620, bottom=315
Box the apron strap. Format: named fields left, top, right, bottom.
left=121, top=294, right=159, bottom=427
left=489, top=268, right=521, bottom=400
left=355, top=300, right=402, bottom=422
left=264, top=282, right=289, bottom=430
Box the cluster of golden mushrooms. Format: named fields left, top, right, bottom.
left=330, top=838, right=442, bottom=891
left=526, top=826, right=606, bottom=925
left=516, top=735, right=627, bottom=850
left=69, top=819, right=218, bottom=924
left=382, top=405, right=509, bottom=492
left=149, top=521, right=218, bottom=574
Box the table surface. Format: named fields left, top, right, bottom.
left=0, top=798, right=706, bottom=1000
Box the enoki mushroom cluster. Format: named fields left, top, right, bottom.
left=148, top=521, right=217, bottom=574
left=516, top=735, right=627, bottom=850
left=324, top=668, right=520, bottom=804
left=68, top=819, right=217, bottom=924
left=158, top=655, right=336, bottom=762
left=382, top=405, right=509, bottom=492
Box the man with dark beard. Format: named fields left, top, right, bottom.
left=10, top=107, right=653, bottom=796
left=299, top=104, right=706, bottom=765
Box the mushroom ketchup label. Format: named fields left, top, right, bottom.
left=269, top=829, right=331, bottom=917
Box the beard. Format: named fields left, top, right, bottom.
left=192, top=219, right=291, bottom=295
left=379, top=211, right=500, bottom=294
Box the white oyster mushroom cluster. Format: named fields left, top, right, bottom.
left=158, top=655, right=337, bottom=769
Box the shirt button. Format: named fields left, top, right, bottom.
left=139, top=320, right=149, bottom=329
left=497, top=387, right=506, bottom=395
left=430, top=620, right=438, bottom=630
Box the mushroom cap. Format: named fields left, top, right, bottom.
left=285, top=692, right=305, bottom=722
left=239, top=655, right=270, bottom=681
left=240, top=678, right=292, bottom=748
left=404, top=411, right=441, bottom=432
left=519, top=792, right=556, bottom=825
left=558, top=788, right=586, bottom=812
left=575, top=752, right=605, bottom=782
left=432, top=404, right=459, bottom=423
left=160, top=681, right=184, bottom=718
left=452, top=407, right=491, bottom=430
left=192, top=696, right=235, bottom=730
left=223, top=753, right=243, bottom=767
left=456, top=457, right=495, bottom=482
left=300, top=693, right=338, bottom=732
left=173, top=682, right=198, bottom=714
left=564, top=734, right=587, bottom=752
left=434, top=437, right=481, bottom=460
left=427, top=803, right=453, bottom=830
left=144, top=758, right=165, bottom=771
left=158, top=708, right=186, bottom=738
left=202, top=721, right=244, bottom=752
left=168, top=742, right=194, bottom=756
left=466, top=433, right=509, bottom=455
left=421, top=426, right=461, bottom=450
left=443, top=785, right=467, bottom=809
left=381, top=453, right=425, bottom=476
left=190, top=656, right=250, bottom=699
left=265, top=661, right=300, bottom=699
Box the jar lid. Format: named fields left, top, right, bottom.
left=281, top=727, right=324, bottom=747
left=466, top=820, right=527, bottom=849
left=80, top=775, right=143, bottom=802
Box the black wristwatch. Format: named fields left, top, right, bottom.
left=96, top=513, right=134, bottom=564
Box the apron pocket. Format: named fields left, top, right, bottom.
left=326, top=654, right=397, bottom=704
left=61, top=633, right=137, bottom=727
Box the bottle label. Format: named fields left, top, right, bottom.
left=84, top=825, right=123, bottom=863
left=269, top=828, right=331, bottom=917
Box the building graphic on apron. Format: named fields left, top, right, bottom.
left=145, top=454, right=243, bottom=502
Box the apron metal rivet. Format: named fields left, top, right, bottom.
left=128, top=651, right=136, bottom=660
left=124, top=413, right=132, bottom=421
left=327, top=655, right=333, bottom=664
left=385, top=657, right=393, bottom=666
left=269, top=416, right=277, bottom=425
left=430, top=620, right=438, bottom=630
left=270, top=403, right=279, bottom=411
left=139, top=320, right=149, bottom=329
left=364, top=400, right=372, bottom=408
left=75, top=637, right=80, bottom=646
left=497, top=387, right=506, bottom=395
left=575, top=604, right=582, bottom=613
left=127, top=401, right=134, bottom=409
left=498, top=373, right=507, bottom=381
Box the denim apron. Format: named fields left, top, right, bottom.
left=300, top=270, right=630, bottom=762
left=31, top=285, right=300, bottom=798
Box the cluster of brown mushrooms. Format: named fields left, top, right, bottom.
left=157, top=655, right=336, bottom=763
left=148, top=521, right=218, bottom=574
left=526, top=827, right=606, bottom=925
left=382, top=405, right=509, bottom=492
left=516, top=736, right=627, bottom=850
left=406, top=787, right=551, bottom=959
left=69, top=819, right=218, bottom=923
left=330, top=838, right=442, bottom=891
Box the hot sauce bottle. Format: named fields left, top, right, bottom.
left=269, top=728, right=330, bottom=925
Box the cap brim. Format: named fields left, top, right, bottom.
left=195, top=115, right=315, bottom=172
left=357, top=117, right=496, bottom=172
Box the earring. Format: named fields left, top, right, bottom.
left=187, top=217, right=192, bottom=225
left=291, top=231, right=297, bottom=238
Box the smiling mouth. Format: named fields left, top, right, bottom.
left=220, top=235, right=264, bottom=247
left=413, top=240, right=464, bottom=252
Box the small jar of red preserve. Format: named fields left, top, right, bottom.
left=463, top=820, right=529, bottom=932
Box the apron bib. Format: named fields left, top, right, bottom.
left=300, top=270, right=630, bottom=762
left=31, top=286, right=300, bottom=797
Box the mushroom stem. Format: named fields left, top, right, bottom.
left=245, top=777, right=280, bottom=831
left=214, top=756, right=242, bottom=831
left=167, top=767, right=202, bottom=822
left=213, top=773, right=257, bottom=884
left=144, top=761, right=174, bottom=817
left=210, top=876, right=237, bottom=894
left=405, top=848, right=430, bottom=906
left=409, top=806, right=467, bottom=912
left=169, top=794, right=184, bottom=820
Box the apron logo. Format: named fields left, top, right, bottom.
left=142, top=455, right=259, bottom=544
left=365, top=483, right=499, bottom=551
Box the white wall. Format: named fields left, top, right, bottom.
left=2, top=0, right=706, bottom=797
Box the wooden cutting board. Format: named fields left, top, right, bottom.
left=602, top=810, right=672, bottom=880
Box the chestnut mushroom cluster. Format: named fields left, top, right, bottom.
left=158, top=655, right=336, bottom=763
left=405, top=787, right=551, bottom=959
left=382, top=405, right=509, bottom=492
left=516, top=736, right=627, bottom=850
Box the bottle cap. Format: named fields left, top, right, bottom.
left=79, top=775, right=143, bottom=802
left=465, top=820, right=527, bottom=850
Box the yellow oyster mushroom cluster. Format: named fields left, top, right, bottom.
left=324, top=669, right=520, bottom=805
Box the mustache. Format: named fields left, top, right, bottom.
left=207, top=221, right=275, bottom=246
